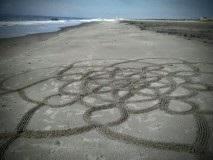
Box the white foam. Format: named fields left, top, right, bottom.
left=0, top=18, right=124, bottom=27
left=0, top=18, right=124, bottom=38
left=0, top=20, right=67, bottom=27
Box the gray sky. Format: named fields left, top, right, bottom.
left=0, top=0, right=213, bottom=18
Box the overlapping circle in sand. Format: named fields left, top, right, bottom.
left=0, top=58, right=213, bottom=159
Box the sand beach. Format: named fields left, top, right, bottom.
left=0, top=21, right=213, bottom=160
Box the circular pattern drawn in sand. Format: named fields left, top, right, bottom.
left=0, top=58, right=213, bottom=159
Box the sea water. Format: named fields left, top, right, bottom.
left=0, top=15, right=116, bottom=38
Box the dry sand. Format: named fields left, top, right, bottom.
left=0, top=21, right=213, bottom=160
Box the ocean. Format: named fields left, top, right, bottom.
left=0, top=15, right=116, bottom=38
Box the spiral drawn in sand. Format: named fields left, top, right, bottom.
left=0, top=58, right=213, bottom=159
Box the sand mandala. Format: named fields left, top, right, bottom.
left=0, top=58, right=213, bottom=159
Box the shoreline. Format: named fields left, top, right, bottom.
left=0, top=21, right=98, bottom=43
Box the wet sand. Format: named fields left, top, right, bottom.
left=0, top=21, right=213, bottom=160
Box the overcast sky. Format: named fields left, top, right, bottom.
left=0, top=0, right=213, bottom=18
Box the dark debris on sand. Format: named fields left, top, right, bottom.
left=121, top=20, right=213, bottom=44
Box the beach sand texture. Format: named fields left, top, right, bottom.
left=0, top=21, right=213, bottom=160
